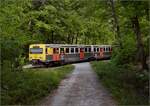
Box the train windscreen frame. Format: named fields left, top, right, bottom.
left=30, top=48, right=43, bottom=54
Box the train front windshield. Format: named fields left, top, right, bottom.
left=30, top=48, right=43, bottom=54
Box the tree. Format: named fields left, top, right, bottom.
left=108, top=0, right=122, bottom=47
left=120, top=1, right=149, bottom=70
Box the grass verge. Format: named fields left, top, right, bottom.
left=1, top=65, right=74, bottom=105
left=91, top=61, right=149, bottom=105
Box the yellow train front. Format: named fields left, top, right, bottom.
left=29, top=44, right=112, bottom=66
left=29, top=44, right=64, bottom=66
left=29, top=44, right=46, bottom=65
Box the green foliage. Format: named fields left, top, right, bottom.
left=1, top=0, right=149, bottom=65
left=0, top=0, right=45, bottom=69
left=120, top=1, right=149, bottom=18
left=91, top=61, right=149, bottom=105
left=112, top=33, right=137, bottom=65
left=1, top=65, right=74, bottom=105
left=0, top=0, right=149, bottom=105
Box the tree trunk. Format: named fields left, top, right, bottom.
left=75, top=33, right=78, bottom=44
left=71, top=35, right=74, bottom=44
left=145, top=4, right=149, bottom=21
left=146, top=8, right=149, bottom=21
left=51, top=30, right=54, bottom=43
left=67, top=33, right=70, bottom=44
left=84, top=36, right=87, bottom=44
left=109, top=0, right=122, bottom=48
left=131, top=16, right=148, bottom=70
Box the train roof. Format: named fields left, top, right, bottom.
left=30, top=44, right=112, bottom=47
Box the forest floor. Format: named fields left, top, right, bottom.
left=39, top=62, right=116, bottom=106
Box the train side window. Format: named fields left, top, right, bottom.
left=66, top=48, right=69, bottom=53
left=53, top=48, right=59, bottom=54
left=71, top=48, right=74, bottom=53
left=75, top=48, right=79, bottom=53
left=103, top=47, right=105, bottom=52
left=60, top=48, right=64, bottom=52
left=100, top=48, right=103, bottom=52
left=109, top=47, right=112, bottom=52
left=60, top=48, right=64, bottom=54
left=97, top=48, right=99, bottom=52
left=80, top=48, right=84, bottom=52
left=85, top=48, right=87, bottom=52
left=89, top=48, right=91, bottom=52
left=106, top=47, right=109, bottom=52
left=87, top=48, right=89, bottom=52
left=94, top=48, right=96, bottom=52
left=110, top=47, right=112, bottom=51
left=46, top=48, right=48, bottom=54
left=46, top=48, right=53, bottom=55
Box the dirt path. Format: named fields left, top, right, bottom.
left=40, top=62, right=116, bottom=106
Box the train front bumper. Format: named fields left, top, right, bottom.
left=30, top=59, right=44, bottom=65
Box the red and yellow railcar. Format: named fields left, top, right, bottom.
left=29, top=44, right=112, bottom=66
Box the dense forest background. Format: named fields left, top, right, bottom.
left=1, top=0, right=149, bottom=69
left=0, top=0, right=149, bottom=105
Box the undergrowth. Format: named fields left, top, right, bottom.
left=1, top=65, right=74, bottom=105
left=91, top=61, right=149, bottom=105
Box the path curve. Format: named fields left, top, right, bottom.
left=40, top=62, right=116, bottom=106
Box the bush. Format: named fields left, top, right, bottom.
left=112, top=34, right=137, bottom=65
left=1, top=65, right=74, bottom=105
left=91, top=61, right=149, bottom=105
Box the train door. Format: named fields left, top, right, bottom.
left=60, top=48, right=65, bottom=63
left=80, top=48, right=84, bottom=60
left=53, top=48, right=60, bottom=61
left=46, top=47, right=53, bottom=61
left=109, top=46, right=112, bottom=53
left=100, top=47, right=104, bottom=58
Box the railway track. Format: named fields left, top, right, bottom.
left=23, top=59, right=110, bottom=69
left=23, top=64, right=45, bottom=69
left=22, top=64, right=65, bottom=69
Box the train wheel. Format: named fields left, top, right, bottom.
left=44, top=62, right=52, bottom=67
left=49, top=62, right=53, bottom=67
left=45, top=64, right=49, bottom=68
left=60, top=60, right=65, bottom=66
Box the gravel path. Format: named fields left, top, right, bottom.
left=40, top=62, right=116, bottom=106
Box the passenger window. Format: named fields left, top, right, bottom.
left=106, top=47, right=108, bottom=51
left=75, top=48, right=79, bottom=53
left=89, top=48, right=91, bottom=52
left=60, top=48, right=64, bottom=54
left=53, top=48, right=59, bottom=54
left=97, top=48, right=99, bottom=52
left=71, top=48, right=74, bottom=53
left=94, top=48, right=96, bottom=52
left=85, top=48, right=87, bottom=52
left=80, top=48, right=84, bottom=52
left=47, top=48, right=53, bottom=54
left=103, top=47, right=105, bottom=51
left=109, top=47, right=112, bottom=51
left=66, top=48, right=69, bottom=53
left=60, top=48, right=64, bottom=51
left=100, top=48, right=103, bottom=52
left=46, top=48, right=48, bottom=54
